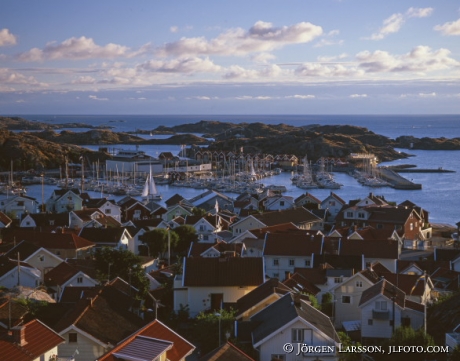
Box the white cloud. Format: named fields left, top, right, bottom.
left=317, top=53, right=348, bottom=62
left=286, top=94, right=315, bottom=99
left=406, top=7, right=433, bottom=18
left=370, top=13, right=405, bottom=40
left=350, top=94, right=368, bottom=98
left=235, top=95, right=273, bottom=100
left=0, top=28, right=17, bottom=46
left=419, top=92, right=436, bottom=97
left=0, top=68, right=45, bottom=87
left=156, top=20, right=323, bottom=57
left=368, top=8, right=433, bottom=40
left=138, top=56, right=221, bottom=74
left=89, top=95, right=108, bottom=101
left=251, top=52, right=276, bottom=64
left=17, top=36, right=151, bottom=62
left=314, top=29, right=343, bottom=47
left=294, top=63, right=362, bottom=77
left=170, top=26, right=179, bottom=33
left=434, top=18, right=460, bottom=36
left=72, top=76, right=96, bottom=84
left=356, top=46, right=459, bottom=73
left=223, top=64, right=282, bottom=79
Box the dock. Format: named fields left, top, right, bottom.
left=378, top=167, right=422, bottom=190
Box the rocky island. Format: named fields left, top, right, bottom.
left=2, top=116, right=460, bottom=172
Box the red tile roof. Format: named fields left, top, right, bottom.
left=97, top=319, right=195, bottom=361
left=2, top=230, right=95, bottom=250
left=340, top=239, right=399, bottom=259
left=0, top=319, right=64, bottom=361
left=44, top=261, right=80, bottom=286
left=200, top=341, right=256, bottom=361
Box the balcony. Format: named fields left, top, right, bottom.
left=372, top=309, right=390, bottom=320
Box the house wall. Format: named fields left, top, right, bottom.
left=185, top=286, right=255, bottom=317
left=26, top=250, right=63, bottom=281
left=194, top=219, right=218, bottom=243
left=99, top=202, right=121, bottom=222
left=264, top=199, right=294, bottom=211
left=401, top=308, right=424, bottom=331
left=128, top=229, right=146, bottom=255
left=1, top=267, right=40, bottom=289
left=258, top=319, right=338, bottom=361
left=264, top=255, right=313, bottom=281
left=37, top=346, right=60, bottom=361
left=361, top=296, right=402, bottom=340
left=333, top=276, right=374, bottom=328
left=59, top=329, right=108, bottom=361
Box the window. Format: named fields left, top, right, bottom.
left=375, top=301, right=387, bottom=310
left=356, top=281, right=363, bottom=287
left=358, top=212, right=365, bottom=219
left=292, top=328, right=305, bottom=342
left=410, top=223, right=414, bottom=231
left=38, top=255, right=45, bottom=262
left=17, top=201, right=24, bottom=206
left=69, top=333, right=78, bottom=343
left=271, top=355, right=285, bottom=361
left=377, top=224, right=383, bottom=229
left=342, top=295, right=351, bottom=304
left=273, top=259, right=279, bottom=266
left=289, top=259, right=295, bottom=266
left=105, top=209, right=111, bottom=214
left=346, top=211, right=353, bottom=218
left=305, top=260, right=311, bottom=267
left=273, top=273, right=279, bottom=278
left=280, top=201, right=285, bottom=206
left=199, top=225, right=205, bottom=231
left=368, top=319, right=373, bottom=326
left=334, top=277, right=343, bottom=284
left=77, top=277, right=83, bottom=284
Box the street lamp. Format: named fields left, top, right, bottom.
left=214, top=312, right=222, bottom=347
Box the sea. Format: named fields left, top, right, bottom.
left=9, top=114, right=460, bottom=227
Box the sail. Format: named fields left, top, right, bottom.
left=141, top=177, right=149, bottom=198
left=142, top=165, right=159, bottom=199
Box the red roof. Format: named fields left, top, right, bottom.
left=0, top=319, right=64, bottom=361
left=2, top=230, right=95, bottom=250
left=98, top=319, right=195, bottom=361
left=263, top=233, right=323, bottom=256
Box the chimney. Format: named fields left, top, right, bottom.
left=12, top=326, right=27, bottom=346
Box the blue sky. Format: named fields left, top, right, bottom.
left=1, top=0, right=459, bottom=114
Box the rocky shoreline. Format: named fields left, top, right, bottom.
left=1, top=116, right=460, bottom=172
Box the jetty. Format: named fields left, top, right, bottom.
left=378, top=167, right=422, bottom=190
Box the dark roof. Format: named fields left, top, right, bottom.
left=340, top=239, right=399, bottom=259
left=313, top=253, right=363, bottom=271
left=165, top=194, right=186, bottom=207
left=251, top=208, right=321, bottom=227
left=283, top=273, right=321, bottom=295
left=359, top=279, right=405, bottom=308
left=293, top=267, right=329, bottom=285
left=263, top=233, right=323, bottom=256
left=0, top=299, right=29, bottom=328
left=4, top=240, right=40, bottom=260
left=44, top=261, right=80, bottom=286
left=434, top=248, right=460, bottom=262
left=79, top=227, right=126, bottom=245
left=200, top=342, right=256, bottom=361
left=21, top=212, right=69, bottom=228
left=183, top=257, right=264, bottom=287
left=250, top=293, right=339, bottom=345
left=236, top=278, right=291, bottom=318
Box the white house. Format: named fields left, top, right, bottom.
left=174, top=257, right=264, bottom=317
left=46, top=188, right=83, bottom=213
left=248, top=292, right=340, bottom=361
left=0, top=256, right=41, bottom=289
left=263, top=195, right=295, bottom=211
left=84, top=198, right=122, bottom=222
left=0, top=195, right=38, bottom=219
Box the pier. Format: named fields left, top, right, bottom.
left=378, top=167, right=422, bottom=190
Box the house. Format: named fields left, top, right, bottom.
left=46, top=188, right=83, bottom=213
left=144, top=200, right=168, bottom=219
left=188, top=241, right=243, bottom=258
left=0, top=211, right=12, bottom=228
left=282, top=272, right=321, bottom=297
left=320, top=192, right=346, bottom=222
left=174, top=257, right=264, bottom=317
left=263, top=195, right=295, bottom=211
left=0, top=195, right=38, bottom=220
left=164, top=203, right=194, bottom=222
left=0, top=319, right=65, bottom=361
left=3, top=240, right=63, bottom=281
left=246, top=292, right=340, bottom=361
left=79, top=227, right=131, bottom=249
left=53, top=284, right=147, bottom=361
left=231, top=208, right=322, bottom=236
left=117, top=196, right=153, bottom=222
left=359, top=279, right=424, bottom=342
left=69, top=209, right=120, bottom=229
left=188, top=190, right=234, bottom=214
left=294, top=192, right=322, bottom=209
left=185, top=214, right=223, bottom=243
left=235, top=277, right=292, bottom=321
left=96, top=319, right=195, bottom=361
left=200, top=342, right=256, bottom=361
left=19, top=212, right=69, bottom=230
left=330, top=269, right=381, bottom=328
left=44, top=261, right=99, bottom=300
left=83, top=197, right=122, bottom=222
left=263, top=232, right=323, bottom=280
left=0, top=255, right=41, bottom=289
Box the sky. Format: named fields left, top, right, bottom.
left=1, top=0, right=460, bottom=115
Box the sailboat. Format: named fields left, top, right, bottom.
left=142, top=166, right=162, bottom=201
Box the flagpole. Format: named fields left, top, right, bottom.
left=424, top=270, right=427, bottom=335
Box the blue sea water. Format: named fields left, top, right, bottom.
left=13, top=114, right=460, bottom=227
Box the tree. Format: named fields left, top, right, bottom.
left=191, top=207, right=207, bottom=217
left=173, top=225, right=198, bottom=255
left=380, top=326, right=436, bottom=361
left=338, top=332, right=362, bottom=361
left=194, top=308, right=237, bottom=355
left=308, top=294, right=321, bottom=310
left=140, top=228, right=179, bottom=259
left=94, top=247, right=149, bottom=297
left=321, top=292, right=333, bottom=317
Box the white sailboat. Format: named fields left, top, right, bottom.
left=142, top=166, right=162, bottom=201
